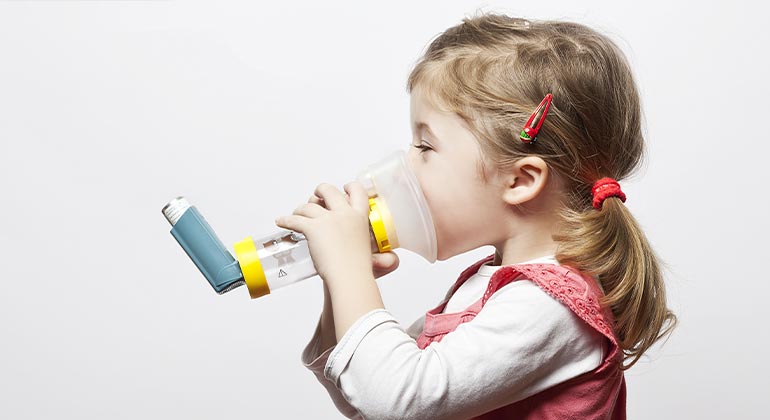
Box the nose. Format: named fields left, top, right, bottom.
left=404, top=147, right=426, bottom=189
left=405, top=146, right=419, bottom=173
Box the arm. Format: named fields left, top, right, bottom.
left=327, top=270, right=384, bottom=342
left=315, top=251, right=400, bottom=354
left=301, top=281, right=406, bottom=420
left=302, top=293, right=364, bottom=420
left=322, top=281, right=606, bottom=420
left=308, top=189, right=400, bottom=349
left=301, top=253, right=400, bottom=419
left=318, top=281, right=337, bottom=352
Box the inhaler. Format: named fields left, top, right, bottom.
left=162, top=150, right=437, bottom=299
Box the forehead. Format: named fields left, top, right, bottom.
left=409, top=84, right=441, bottom=120
left=410, top=85, right=462, bottom=136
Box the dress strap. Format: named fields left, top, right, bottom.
left=431, top=254, right=496, bottom=314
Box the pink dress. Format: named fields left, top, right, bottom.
left=416, top=254, right=627, bottom=419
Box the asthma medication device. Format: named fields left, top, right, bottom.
left=162, top=149, right=437, bottom=299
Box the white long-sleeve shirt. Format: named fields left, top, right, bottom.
left=301, top=255, right=606, bottom=420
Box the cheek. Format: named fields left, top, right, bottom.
left=408, top=155, right=486, bottom=255
left=431, top=173, right=496, bottom=252
left=408, top=155, right=438, bottom=208
left=411, top=171, right=443, bottom=229
left=418, top=172, right=460, bottom=239
left=407, top=160, right=442, bottom=227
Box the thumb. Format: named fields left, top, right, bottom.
left=372, top=251, right=399, bottom=270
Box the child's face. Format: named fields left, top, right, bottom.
left=407, top=85, right=510, bottom=261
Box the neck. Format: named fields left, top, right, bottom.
left=491, top=227, right=559, bottom=266
left=487, top=174, right=565, bottom=267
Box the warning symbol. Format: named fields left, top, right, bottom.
left=278, top=269, right=287, bottom=278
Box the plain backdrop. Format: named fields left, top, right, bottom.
left=1, top=1, right=768, bottom=419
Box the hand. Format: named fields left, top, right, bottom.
left=373, top=252, right=400, bottom=279
left=274, top=182, right=375, bottom=285
left=307, top=192, right=400, bottom=280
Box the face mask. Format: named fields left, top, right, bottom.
left=162, top=149, right=437, bottom=299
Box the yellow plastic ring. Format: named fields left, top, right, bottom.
left=233, top=236, right=270, bottom=299
left=368, top=197, right=397, bottom=252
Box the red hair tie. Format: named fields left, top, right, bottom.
left=592, top=177, right=626, bottom=210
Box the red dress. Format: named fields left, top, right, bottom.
left=415, top=254, right=626, bottom=420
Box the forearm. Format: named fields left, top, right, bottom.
left=319, top=282, right=337, bottom=351
left=326, top=271, right=385, bottom=342
left=319, top=251, right=394, bottom=351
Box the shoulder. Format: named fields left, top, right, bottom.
left=439, top=279, right=607, bottom=398
left=483, top=279, right=585, bottom=328
left=479, top=278, right=606, bottom=367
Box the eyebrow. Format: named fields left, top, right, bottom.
left=415, top=122, right=439, bottom=142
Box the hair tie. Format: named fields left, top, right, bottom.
left=592, top=177, right=626, bottom=210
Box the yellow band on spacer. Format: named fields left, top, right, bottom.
left=377, top=196, right=398, bottom=250
left=233, top=236, right=270, bottom=299
left=368, top=197, right=395, bottom=253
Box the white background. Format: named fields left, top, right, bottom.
left=1, top=1, right=767, bottom=419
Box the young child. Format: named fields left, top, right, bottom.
left=274, top=13, right=676, bottom=420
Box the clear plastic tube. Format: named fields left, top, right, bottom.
left=239, top=227, right=380, bottom=294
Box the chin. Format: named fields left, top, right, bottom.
left=435, top=245, right=450, bottom=262
left=435, top=243, right=461, bottom=262
left=436, top=239, right=487, bottom=262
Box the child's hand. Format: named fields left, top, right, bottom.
left=303, top=187, right=400, bottom=280
left=372, top=251, right=400, bottom=279
left=274, top=182, right=375, bottom=286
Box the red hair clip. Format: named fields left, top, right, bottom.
left=519, top=93, right=553, bottom=144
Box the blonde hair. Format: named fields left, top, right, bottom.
left=407, top=13, right=676, bottom=369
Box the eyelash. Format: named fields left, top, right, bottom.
left=413, top=144, right=432, bottom=153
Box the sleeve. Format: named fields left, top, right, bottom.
left=300, top=312, right=426, bottom=418
left=319, top=280, right=606, bottom=420
left=404, top=313, right=425, bottom=340
left=301, top=317, right=363, bottom=419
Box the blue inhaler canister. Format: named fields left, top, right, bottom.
left=162, top=197, right=245, bottom=294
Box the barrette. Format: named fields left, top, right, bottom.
left=519, top=93, right=553, bottom=144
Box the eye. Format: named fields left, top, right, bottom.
left=412, top=144, right=432, bottom=154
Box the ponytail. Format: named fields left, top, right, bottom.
left=554, top=194, right=677, bottom=369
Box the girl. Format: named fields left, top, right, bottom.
left=275, top=13, right=676, bottom=420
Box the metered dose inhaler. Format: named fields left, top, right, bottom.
left=162, top=149, right=437, bottom=299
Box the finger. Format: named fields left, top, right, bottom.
left=344, top=181, right=370, bottom=215
left=314, top=183, right=348, bottom=210
left=274, top=214, right=308, bottom=233
left=308, top=194, right=324, bottom=205
left=293, top=202, right=326, bottom=218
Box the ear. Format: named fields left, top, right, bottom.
left=501, top=156, right=549, bottom=206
